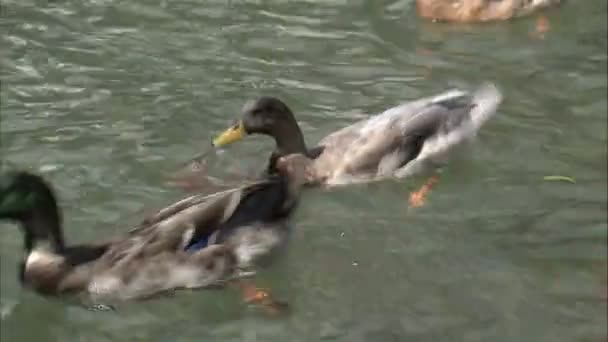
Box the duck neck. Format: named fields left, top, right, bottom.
left=277, top=175, right=302, bottom=214
left=22, top=200, right=65, bottom=255
left=272, top=120, right=308, bottom=156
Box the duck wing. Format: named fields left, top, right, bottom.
left=392, top=83, right=502, bottom=178
left=209, top=177, right=296, bottom=244
left=313, top=83, right=502, bottom=182
left=103, top=177, right=290, bottom=263
left=57, top=182, right=288, bottom=299
left=81, top=185, right=264, bottom=299
left=512, top=0, right=562, bottom=18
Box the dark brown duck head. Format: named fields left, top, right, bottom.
left=167, top=97, right=315, bottom=192
left=212, top=97, right=308, bottom=156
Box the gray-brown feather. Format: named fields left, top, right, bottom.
left=309, top=84, right=501, bottom=184
left=19, top=189, right=252, bottom=300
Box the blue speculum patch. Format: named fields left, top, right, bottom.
left=185, top=234, right=212, bottom=252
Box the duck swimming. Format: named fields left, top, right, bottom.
left=171, top=83, right=502, bottom=205
left=0, top=154, right=308, bottom=310
left=415, top=0, right=562, bottom=23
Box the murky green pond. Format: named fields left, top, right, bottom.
left=1, top=0, right=606, bottom=341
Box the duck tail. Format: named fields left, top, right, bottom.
left=469, top=82, right=503, bottom=130
left=515, top=0, right=563, bottom=18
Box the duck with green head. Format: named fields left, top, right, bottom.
left=0, top=153, right=309, bottom=311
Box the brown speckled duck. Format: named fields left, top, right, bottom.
left=171, top=83, right=502, bottom=205
left=0, top=154, right=309, bottom=311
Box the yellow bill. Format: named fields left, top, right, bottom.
left=212, top=121, right=246, bottom=147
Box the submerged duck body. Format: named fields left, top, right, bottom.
left=204, top=83, right=502, bottom=188
left=0, top=154, right=308, bottom=302
left=415, top=0, right=562, bottom=23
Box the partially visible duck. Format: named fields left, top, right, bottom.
left=415, top=0, right=562, bottom=23
left=0, top=171, right=235, bottom=302
left=0, top=154, right=308, bottom=311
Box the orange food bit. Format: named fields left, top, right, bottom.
left=531, top=14, right=551, bottom=39
left=240, top=280, right=270, bottom=304
left=408, top=175, right=439, bottom=208
left=250, top=289, right=269, bottom=302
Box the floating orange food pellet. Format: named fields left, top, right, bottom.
left=531, top=14, right=551, bottom=39
left=408, top=175, right=439, bottom=208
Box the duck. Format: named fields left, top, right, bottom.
left=415, top=0, right=562, bottom=23
left=0, top=153, right=309, bottom=311
left=171, top=83, right=502, bottom=205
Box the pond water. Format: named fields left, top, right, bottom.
left=1, top=0, right=606, bottom=341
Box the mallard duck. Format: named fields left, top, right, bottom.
left=0, top=154, right=309, bottom=310
left=188, top=83, right=501, bottom=203
left=415, top=0, right=562, bottom=23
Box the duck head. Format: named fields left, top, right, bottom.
left=0, top=171, right=64, bottom=252
left=0, top=171, right=46, bottom=219
left=212, top=97, right=307, bottom=155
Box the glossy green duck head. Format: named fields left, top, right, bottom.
left=0, top=171, right=57, bottom=220
left=212, top=97, right=297, bottom=147
left=0, top=171, right=66, bottom=253
left=0, top=171, right=38, bottom=219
